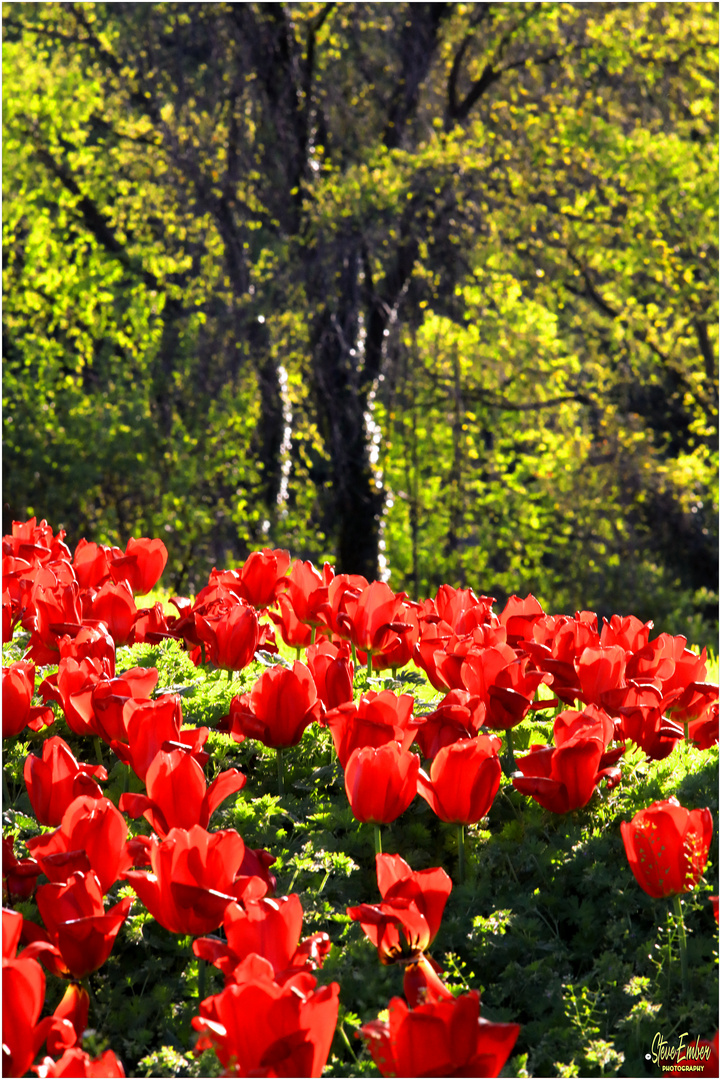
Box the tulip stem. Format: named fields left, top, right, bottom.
left=373, top=824, right=382, bottom=856
left=310, top=626, right=316, bottom=645
left=457, top=824, right=466, bottom=884
left=227, top=668, right=233, bottom=683
left=3, top=769, right=13, bottom=808
left=277, top=748, right=284, bottom=797
left=367, top=653, right=373, bottom=678
left=296, top=647, right=301, bottom=661
left=351, top=643, right=357, bottom=667
left=503, top=728, right=516, bottom=775
left=198, top=957, right=206, bottom=1003
left=672, top=894, right=689, bottom=995
left=93, top=736, right=104, bottom=767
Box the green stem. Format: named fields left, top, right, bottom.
left=351, top=643, right=357, bottom=667
left=277, top=748, right=284, bottom=797
left=684, top=719, right=689, bottom=743
left=310, top=626, right=317, bottom=645
left=457, top=823, right=466, bottom=885
left=503, top=727, right=516, bottom=775
left=367, top=653, right=373, bottom=678
left=198, top=957, right=206, bottom=1003
left=373, top=823, right=382, bottom=856
left=3, top=769, right=13, bottom=809
left=672, top=894, right=689, bottom=995
left=227, top=668, right=233, bottom=683
left=296, top=647, right=301, bottom=661
left=93, top=737, right=105, bottom=767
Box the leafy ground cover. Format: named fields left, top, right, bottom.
left=3, top=524, right=718, bottom=1078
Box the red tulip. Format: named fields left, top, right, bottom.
left=459, top=647, right=551, bottom=730
left=123, top=825, right=267, bottom=936
left=24, top=736, right=107, bottom=826
left=87, top=581, right=137, bottom=647
left=26, top=796, right=130, bottom=894
left=499, top=592, right=545, bottom=646
left=221, top=661, right=321, bottom=749
left=305, top=639, right=353, bottom=709
left=344, top=743, right=419, bottom=824
left=3, top=908, right=47, bottom=1077
left=286, top=559, right=334, bottom=629
left=33, top=1048, right=126, bottom=1078
left=335, top=580, right=413, bottom=662
left=434, top=585, right=497, bottom=635
left=192, top=969, right=339, bottom=1078
left=194, top=600, right=260, bottom=671
left=621, top=797, right=713, bottom=899
left=110, top=695, right=208, bottom=781
left=132, top=602, right=174, bottom=645
left=413, top=689, right=484, bottom=760
left=600, top=613, right=653, bottom=653
left=512, top=713, right=621, bottom=814
left=417, top=736, right=502, bottom=825
left=235, top=547, right=291, bottom=609
left=348, top=854, right=452, bottom=964
left=575, top=645, right=626, bottom=707
left=3, top=517, right=70, bottom=563
left=193, top=894, right=331, bottom=985
left=267, top=593, right=313, bottom=649
left=361, top=991, right=519, bottom=1078
left=72, top=539, right=120, bottom=590
left=119, top=748, right=246, bottom=836
left=2, top=835, right=41, bottom=901
left=26, top=872, right=132, bottom=979
left=27, top=582, right=84, bottom=664
left=3, top=660, right=54, bottom=737
left=109, top=536, right=168, bottom=596
left=325, top=690, right=418, bottom=767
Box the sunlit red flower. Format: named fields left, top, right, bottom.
left=512, top=709, right=621, bottom=814
left=194, top=600, right=260, bottom=671
left=348, top=854, right=452, bottom=964
left=25, top=872, right=132, bottom=980
left=285, top=559, right=334, bottom=630
left=193, top=894, right=331, bottom=985
left=3, top=835, right=41, bottom=901
left=325, top=690, right=418, bottom=767
left=108, top=537, right=168, bottom=596
left=221, top=661, right=321, bottom=749
left=344, top=743, right=419, bottom=824
left=3, top=660, right=54, bottom=738
left=26, top=796, right=130, bottom=894
left=235, top=548, right=291, bottom=609
left=305, top=639, right=353, bottom=709
left=335, top=580, right=413, bottom=662
left=110, top=694, right=208, bottom=781
left=33, top=1047, right=126, bottom=1078
left=360, top=991, right=519, bottom=1078
left=86, top=581, right=137, bottom=647
left=24, top=736, right=107, bottom=826
left=417, top=735, right=502, bottom=825
left=192, top=967, right=339, bottom=1078
left=621, top=797, right=713, bottom=899
left=123, top=825, right=267, bottom=936
left=412, top=689, right=484, bottom=760
left=119, top=748, right=246, bottom=836
left=266, top=593, right=313, bottom=650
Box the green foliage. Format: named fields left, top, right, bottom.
left=2, top=2, right=718, bottom=625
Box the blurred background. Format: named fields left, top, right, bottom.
left=3, top=2, right=718, bottom=642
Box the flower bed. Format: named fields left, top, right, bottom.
left=2, top=518, right=719, bottom=1078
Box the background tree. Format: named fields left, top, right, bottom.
left=3, top=1, right=717, bottom=638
